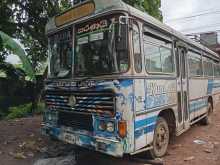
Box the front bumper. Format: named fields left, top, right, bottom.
left=42, top=125, right=124, bottom=157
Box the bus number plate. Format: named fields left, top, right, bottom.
left=63, top=133, right=76, bottom=144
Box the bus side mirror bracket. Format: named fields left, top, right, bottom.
left=116, top=16, right=130, bottom=51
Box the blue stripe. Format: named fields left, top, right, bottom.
left=135, top=124, right=156, bottom=139
left=189, top=99, right=207, bottom=113
left=135, top=116, right=157, bottom=130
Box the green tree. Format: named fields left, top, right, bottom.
left=0, top=0, right=162, bottom=71
left=0, top=0, right=71, bottom=71
left=123, top=0, right=162, bottom=21
left=0, top=31, right=35, bottom=80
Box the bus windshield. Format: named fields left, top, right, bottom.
left=49, top=28, right=73, bottom=78
left=48, top=15, right=128, bottom=78
left=74, top=15, right=129, bottom=77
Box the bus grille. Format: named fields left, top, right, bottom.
left=45, top=90, right=115, bottom=116
left=58, top=111, right=93, bottom=131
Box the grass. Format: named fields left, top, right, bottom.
left=6, top=102, right=45, bottom=120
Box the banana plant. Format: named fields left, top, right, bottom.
left=0, top=31, right=36, bottom=82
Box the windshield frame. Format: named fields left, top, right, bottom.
left=73, top=14, right=130, bottom=78
left=47, top=12, right=130, bottom=80
left=48, top=27, right=73, bottom=79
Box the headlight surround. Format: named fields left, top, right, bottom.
left=48, top=114, right=52, bottom=121
left=97, top=120, right=115, bottom=133
left=98, top=120, right=106, bottom=131
left=44, top=111, right=58, bottom=124
left=106, top=122, right=115, bottom=133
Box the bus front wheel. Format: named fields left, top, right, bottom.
left=149, top=117, right=169, bottom=158
left=200, top=102, right=213, bottom=125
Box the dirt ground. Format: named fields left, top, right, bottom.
left=0, top=108, right=220, bottom=165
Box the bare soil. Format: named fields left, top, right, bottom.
left=0, top=107, right=220, bottom=165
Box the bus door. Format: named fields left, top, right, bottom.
left=176, top=46, right=190, bottom=133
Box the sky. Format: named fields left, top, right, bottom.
left=6, top=54, right=20, bottom=64
left=161, top=0, right=220, bottom=36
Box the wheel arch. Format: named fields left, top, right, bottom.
left=158, top=108, right=176, bottom=137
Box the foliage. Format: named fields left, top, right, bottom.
left=0, top=95, right=29, bottom=119
left=123, top=0, right=162, bottom=21
left=6, top=102, right=45, bottom=120
left=0, top=0, right=71, bottom=71
left=0, top=96, right=7, bottom=119
left=0, top=0, right=162, bottom=72
left=0, top=31, right=35, bottom=81
left=0, top=62, right=25, bottom=79
left=0, top=36, right=7, bottom=63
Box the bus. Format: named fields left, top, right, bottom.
left=42, top=0, right=220, bottom=158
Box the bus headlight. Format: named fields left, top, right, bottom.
left=48, top=114, right=52, bottom=121
left=98, top=120, right=106, bottom=131
left=98, top=120, right=115, bottom=133
left=106, top=122, right=114, bottom=133
left=44, top=111, right=58, bottom=124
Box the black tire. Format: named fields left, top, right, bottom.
left=149, top=117, right=169, bottom=158
left=200, top=102, right=213, bottom=125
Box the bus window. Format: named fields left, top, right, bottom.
left=74, top=15, right=129, bottom=76
left=218, top=65, right=220, bottom=77
left=160, top=47, right=174, bottom=73
left=214, top=64, right=220, bottom=77
left=143, top=35, right=174, bottom=74
left=203, top=56, right=213, bottom=77
left=188, top=51, right=202, bottom=77
left=49, top=28, right=73, bottom=78
left=133, top=23, right=142, bottom=73
left=144, top=43, right=161, bottom=72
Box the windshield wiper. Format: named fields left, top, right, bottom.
left=56, top=69, right=70, bottom=78
left=79, top=76, right=92, bottom=82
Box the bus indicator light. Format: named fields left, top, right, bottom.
left=118, top=120, right=127, bottom=138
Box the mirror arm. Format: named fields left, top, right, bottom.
left=119, top=16, right=130, bottom=25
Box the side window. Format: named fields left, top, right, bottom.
left=161, top=47, right=174, bottom=73
left=145, top=44, right=161, bottom=72
left=214, top=64, right=220, bottom=77
left=133, top=23, right=142, bottom=73
left=144, top=35, right=174, bottom=74
left=188, top=51, right=202, bottom=76
left=218, top=65, right=220, bottom=77
left=203, top=56, right=213, bottom=77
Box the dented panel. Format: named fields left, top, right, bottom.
left=134, top=78, right=177, bottom=150
left=43, top=79, right=135, bottom=156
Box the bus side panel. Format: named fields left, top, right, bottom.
left=134, top=79, right=150, bottom=150
left=188, top=78, right=209, bottom=120
left=134, top=78, right=177, bottom=150
left=114, top=79, right=135, bottom=154
left=135, top=111, right=158, bottom=150
left=211, top=79, right=220, bottom=108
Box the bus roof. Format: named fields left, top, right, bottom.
left=46, top=0, right=219, bottom=60
left=126, top=5, right=219, bottom=60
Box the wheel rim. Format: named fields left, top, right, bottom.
left=154, top=122, right=169, bottom=156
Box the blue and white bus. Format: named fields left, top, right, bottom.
left=42, top=0, right=220, bottom=158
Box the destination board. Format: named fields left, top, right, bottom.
left=55, top=2, right=95, bottom=27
